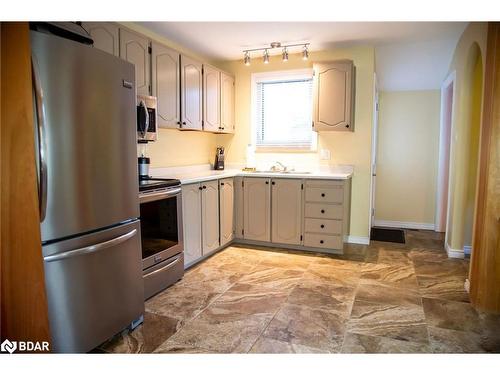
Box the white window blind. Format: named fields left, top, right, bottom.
left=255, top=77, right=313, bottom=149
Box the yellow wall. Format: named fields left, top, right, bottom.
left=446, top=22, right=487, bottom=251
left=121, top=22, right=219, bottom=168
left=216, top=47, right=375, bottom=239
left=375, top=90, right=441, bottom=225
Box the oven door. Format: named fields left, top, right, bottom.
left=139, top=187, right=183, bottom=270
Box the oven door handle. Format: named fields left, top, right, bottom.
left=139, top=187, right=182, bottom=203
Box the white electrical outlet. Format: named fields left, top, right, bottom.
left=320, top=149, right=331, bottom=160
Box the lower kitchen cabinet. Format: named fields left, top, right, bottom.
left=243, top=177, right=271, bottom=242
left=234, top=176, right=244, bottom=239
left=271, top=178, right=303, bottom=245
left=219, top=178, right=235, bottom=246
left=201, top=180, right=220, bottom=255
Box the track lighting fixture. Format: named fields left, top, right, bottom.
left=242, top=42, right=310, bottom=65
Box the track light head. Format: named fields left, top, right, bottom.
left=263, top=49, right=269, bottom=64
left=302, top=45, right=309, bottom=60
left=244, top=51, right=250, bottom=66
left=282, top=47, right=288, bottom=62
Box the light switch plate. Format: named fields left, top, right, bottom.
left=320, top=149, right=331, bottom=160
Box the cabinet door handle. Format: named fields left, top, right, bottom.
left=272, top=181, right=275, bottom=185
left=320, top=240, right=324, bottom=244
left=198, top=186, right=202, bottom=190
left=182, top=121, right=187, bottom=125
left=220, top=182, right=225, bottom=186
left=320, top=224, right=325, bottom=228
left=265, top=181, right=269, bottom=185
left=203, top=185, right=207, bottom=189
left=321, top=193, right=325, bottom=197
left=321, top=209, right=325, bottom=214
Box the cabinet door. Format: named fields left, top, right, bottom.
left=271, top=179, right=303, bottom=245
left=120, top=28, right=150, bottom=96
left=182, top=184, right=202, bottom=267
left=313, top=60, right=354, bottom=131
left=82, top=22, right=119, bottom=56
left=180, top=55, right=203, bottom=130
left=152, top=42, right=180, bottom=128
left=203, top=65, right=221, bottom=132
left=201, top=180, right=220, bottom=255
left=234, top=176, right=244, bottom=239
left=220, top=72, right=235, bottom=133
left=219, top=178, right=234, bottom=246
left=243, top=178, right=271, bottom=242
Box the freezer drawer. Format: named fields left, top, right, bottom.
left=42, top=220, right=144, bottom=353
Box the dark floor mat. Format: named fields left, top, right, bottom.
left=371, top=227, right=405, bottom=244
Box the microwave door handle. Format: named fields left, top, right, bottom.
left=32, top=56, right=48, bottom=222
left=139, top=100, right=149, bottom=138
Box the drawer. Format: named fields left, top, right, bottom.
left=305, top=180, right=344, bottom=188
left=303, top=233, right=343, bottom=250
left=305, top=186, right=343, bottom=203
left=304, top=218, right=342, bottom=234
left=304, top=203, right=343, bottom=219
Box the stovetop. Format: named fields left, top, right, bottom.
left=139, top=177, right=181, bottom=192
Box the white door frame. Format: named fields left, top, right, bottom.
left=368, top=73, right=379, bottom=235
left=435, top=71, right=456, bottom=236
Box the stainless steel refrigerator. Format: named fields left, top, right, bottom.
left=31, top=25, right=144, bottom=353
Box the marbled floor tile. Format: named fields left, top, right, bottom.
left=422, top=297, right=482, bottom=334
left=405, top=230, right=445, bottom=250
left=416, top=275, right=470, bottom=302
left=155, top=308, right=273, bottom=353
left=154, top=343, right=221, bottom=353
left=261, top=303, right=347, bottom=352
left=377, top=249, right=412, bottom=265
left=347, top=299, right=428, bottom=344
left=413, top=259, right=467, bottom=278
left=355, top=281, right=422, bottom=307
left=287, top=279, right=356, bottom=314
left=100, top=312, right=179, bottom=353
left=145, top=283, right=222, bottom=323
left=360, top=263, right=418, bottom=290
left=405, top=229, right=445, bottom=241
left=257, top=251, right=314, bottom=271
left=238, top=265, right=304, bottom=291
left=202, top=250, right=261, bottom=274
left=341, top=332, right=429, bottom=353
left=303, top=263, right=361, bottom=288
left=249, top=337, right=326, bottom=354
left=177, top=264, right=241, bottom=293
left=408, top=248, right=449, bottom=264
left=479, top=312, right=500, bottom=353
left=428, top=326, right=486, bottom=353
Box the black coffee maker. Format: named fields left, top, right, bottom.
left=214, top=146, right=225, bottom=170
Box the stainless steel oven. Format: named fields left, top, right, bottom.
left=139, top=181, right=184, bottom=299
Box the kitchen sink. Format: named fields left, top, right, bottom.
left=247, top=170, right=312, bottom=175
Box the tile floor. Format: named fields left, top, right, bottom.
left=99, top=229, right=500, bottom=354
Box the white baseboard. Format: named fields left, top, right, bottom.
left=445, top=242, right=465, bottom=259
left=346, top=236, right=370, bottom=245
left=463, top=245, right=472, bottom=255
left=373, top=220, right=435, bottom=231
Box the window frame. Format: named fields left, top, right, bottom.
left=251, top=69, right=317, bottom=153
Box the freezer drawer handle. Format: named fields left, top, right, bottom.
left=44, top=229, right=138, bottom=262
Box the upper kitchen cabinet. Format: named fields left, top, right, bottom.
left=119, top=28, right=150, bottom=96
left=313, top=60, right=354, bottom=132
left=220, top=72, right=235, bottom=133
left=82, top=22, right=119, bottom=57
left=151, top=42, right=181, bottom=128
left=202, top=64, right=221, bottom=132
left=180, top=55, right=203, bottom=130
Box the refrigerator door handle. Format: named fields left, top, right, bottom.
left=44, top=228, right=138, bottom=262
left=32, top=56, right=48, bottom=222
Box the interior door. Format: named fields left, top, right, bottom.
left=82, top=22, right=119, bottom=56
left=271, top=178, right=303, bottom=245
left=243, top=177, right=271, bottom=242
left=181, top=183, right=202, bottom=267
left=203, top=64, right=221, bottom=132
left=152, top=42, right=180, bottom=128
left=202, top=180, right=220, bottom=255
left=119, top=28, right=150, bottom=96
left=219, top=178, right=235, bottom=246
left=313, top=60, right=354, bottom=131
left=220, top=72, right=235, bottom=133
left=180, top=55, right=203, bottom=130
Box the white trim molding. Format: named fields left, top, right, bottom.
left=445, top=242, right=465, bottom=259
left=346, top=236, right=370, bottom=245
left=373, top=220, right=435, bottom=231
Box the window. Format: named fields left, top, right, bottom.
left=253, top=70, right=316, bottom=151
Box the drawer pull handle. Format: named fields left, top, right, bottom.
left=321, top=209, right=325, bottom=214
left=321, top=193, right=325, bottom=197
left=320, top=240, right=324, bottom=244
left=320, top=224, right=325, bottom=228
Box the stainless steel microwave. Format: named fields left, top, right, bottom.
left=137, top=95, right=157, bottom=142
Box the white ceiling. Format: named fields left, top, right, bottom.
left=139, top=22, right=468, bottom=91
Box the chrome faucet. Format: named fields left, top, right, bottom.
left=271, top=161, right=288, bottom=172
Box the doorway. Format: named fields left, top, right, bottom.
left=369, top=73, right=379, bottom=233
